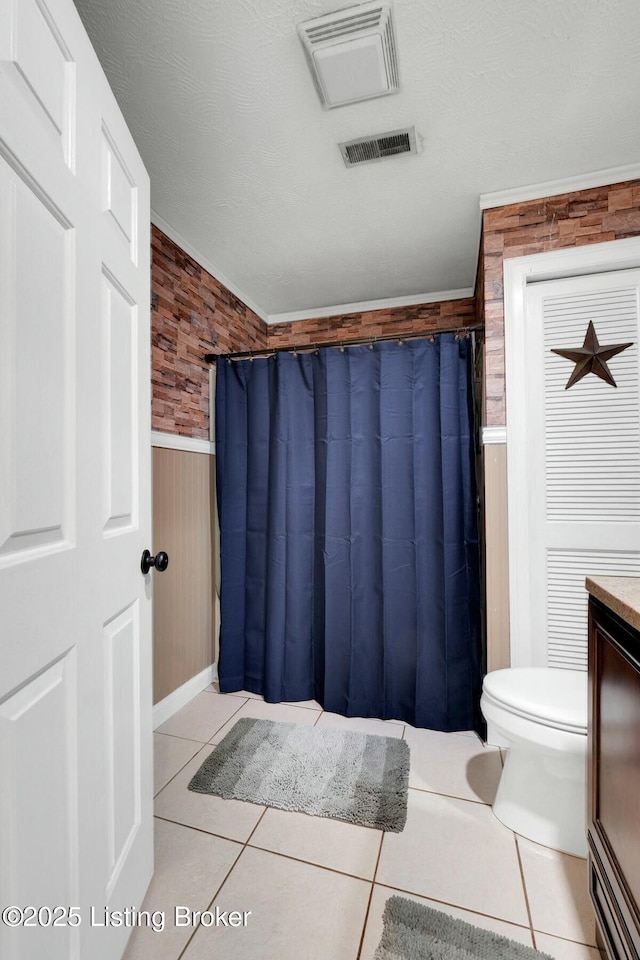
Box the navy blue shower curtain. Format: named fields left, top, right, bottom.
left=215, top=336, right=481, bottom=731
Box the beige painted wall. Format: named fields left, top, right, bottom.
left=484, top=443, right=510, bottom=671
left=152, top=447, right=217, bottom=704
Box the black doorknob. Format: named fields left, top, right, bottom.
left=141, top=549, right=169, bottom=575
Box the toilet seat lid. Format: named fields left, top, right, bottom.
left=482, top=668, right=587, bottom=733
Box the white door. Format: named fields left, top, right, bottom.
left=0, top=0, right=153, bottom=957
left=512, top=269, right=640, bottom=668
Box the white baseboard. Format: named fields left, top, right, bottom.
left=153, top=662, right=219, bottom=729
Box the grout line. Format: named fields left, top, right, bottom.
left=174, top=841, right=247, bottom=960
left=531, top=927, right=598, bottom=949
left=407, top=785, right=493, bottom=806
left=202, top=690, right=248, bottom=702
left=514, top=834, right=536, bottom=947
left=205, top=698, right=253, bottom=743
left=356, top=831, right=385, bottom=959
left=279, top=702, right=323, bottom=712
left=244, top=805, right=270, bottom=845
left=174, top=808, right=269, bottom=960
left=374, top=880, right=533, bottom=933
left=245, top=840, right=378, bottom=883
left=313, top=711, right=323, bottom=726
left=153, top=746, right=211, bottom=800
left=153, top=813, right=258, bottom=845
left=154, top=731, right=210, bottom=745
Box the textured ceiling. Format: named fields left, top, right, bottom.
left=74, top=0, right=640, bottom=316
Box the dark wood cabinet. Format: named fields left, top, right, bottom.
left=588, top=595, right=640, bottom=960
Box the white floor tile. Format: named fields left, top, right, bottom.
left=154, top=743, right=265, bottom=842
left=534, top=932, right=601, bottom=959
left=121, top=818, right=240, bottom=960
left=315, top=712, right=404, bottom=738
left=376, top=790, right=529, bottom=926
left=281, top=699, right=323, bottom=710
left=180, top=846, right=370, bottom=960
left=153, top=733, right=203, bottom=796
left=156, top=691, right=247, bottom=742
left=218, top=688, right=264, bottom=699
left=208, top=689, right=322, bottom=709
left=209, top=698, right=320, bottom=743
left=517, top=837, right=596, bottom=945
left=359, top=884, right=534, bottom=960
left=402, top=726, right=502, bottom=803
left=249, top=807, right=381, bottom=879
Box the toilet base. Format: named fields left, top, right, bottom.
left=492, top=740, right=587, bottom=857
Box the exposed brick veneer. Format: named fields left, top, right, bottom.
left=267, top=297, right=478, bottom=350
left=151, top=224, right=479, bottom=438
left=481, top=180, right=640, bottom=426
left=151, top=226, right=267, bottom=438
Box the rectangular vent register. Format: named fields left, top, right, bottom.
left=339, top=126, right=416, bottom=167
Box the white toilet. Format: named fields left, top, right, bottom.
left=481, top=667, right=588, bottom=857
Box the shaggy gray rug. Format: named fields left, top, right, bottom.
left=188, top=717, right=409, bottom=831
left=374, top=897, right=555, bottom=960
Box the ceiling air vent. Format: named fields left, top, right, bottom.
left=339, top=126, right=416, bottom=167
left=297, top=2, right=399, bottom=109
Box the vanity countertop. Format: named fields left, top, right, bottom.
left=586, top=576, right=640, bottom=633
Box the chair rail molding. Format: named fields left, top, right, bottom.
left=151, top=431, right=215, bottom=455
left=482, top=426, right=507, bottom=445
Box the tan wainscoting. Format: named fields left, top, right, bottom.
left=152, top=446, right=217, bottom=704
left=484, top=443, right=511, bottom=671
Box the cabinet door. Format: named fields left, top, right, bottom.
left=588, top=599, right=640, bottom=960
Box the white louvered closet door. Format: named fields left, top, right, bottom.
left=525, top=270, right=640, bottom=670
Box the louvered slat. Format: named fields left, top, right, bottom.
left=547, top=551, right=640, bottom=669
left=544, top=289, right=639, bottom=523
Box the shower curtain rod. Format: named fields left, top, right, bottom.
left=204, top=325, right=479, bottom=364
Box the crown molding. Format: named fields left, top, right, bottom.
left=479, top=163, right=640, bottom=210
left=150, top=210, right=269, bottom=322
left=266, top=288, right=475, bottom=325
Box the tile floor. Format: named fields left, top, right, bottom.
left=124, top=686, right=599, bottom=960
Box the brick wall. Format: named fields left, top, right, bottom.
left=151, top=226, right=267, bottom=438
left=481, top=180, right=640, bottom=426
left=152, top=223, right=479, bottom=437
left=267, top=297, right=478, bottom=349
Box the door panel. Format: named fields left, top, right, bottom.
left=0, top=1, right=152, bottom=957
left=0, top=0, right=76, bottom=167
left=103, top=603, right=141, bottom=899
left=101, top=125, right=136, bottom=255
left=102, top=269, right=137, bottom=533
left=517, top=271, right=640, bottom=669
left=0, top=653, right=79, bottom=960
left=0, top=156, right=74, bottom=562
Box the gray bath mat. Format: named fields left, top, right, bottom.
left=188, top=717, right=409, bottom=831
left=374, top=897, right=555, bottom=960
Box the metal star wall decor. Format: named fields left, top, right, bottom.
left=551, top=321, right=633, bottom=389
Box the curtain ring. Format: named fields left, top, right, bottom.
left=368, top=341, right=374, bottom=350
left=398, top=339, right=404, bottom=346
left=428, top=335, right=435, bottom=343
left=339, top=344, right=345, bottom=353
